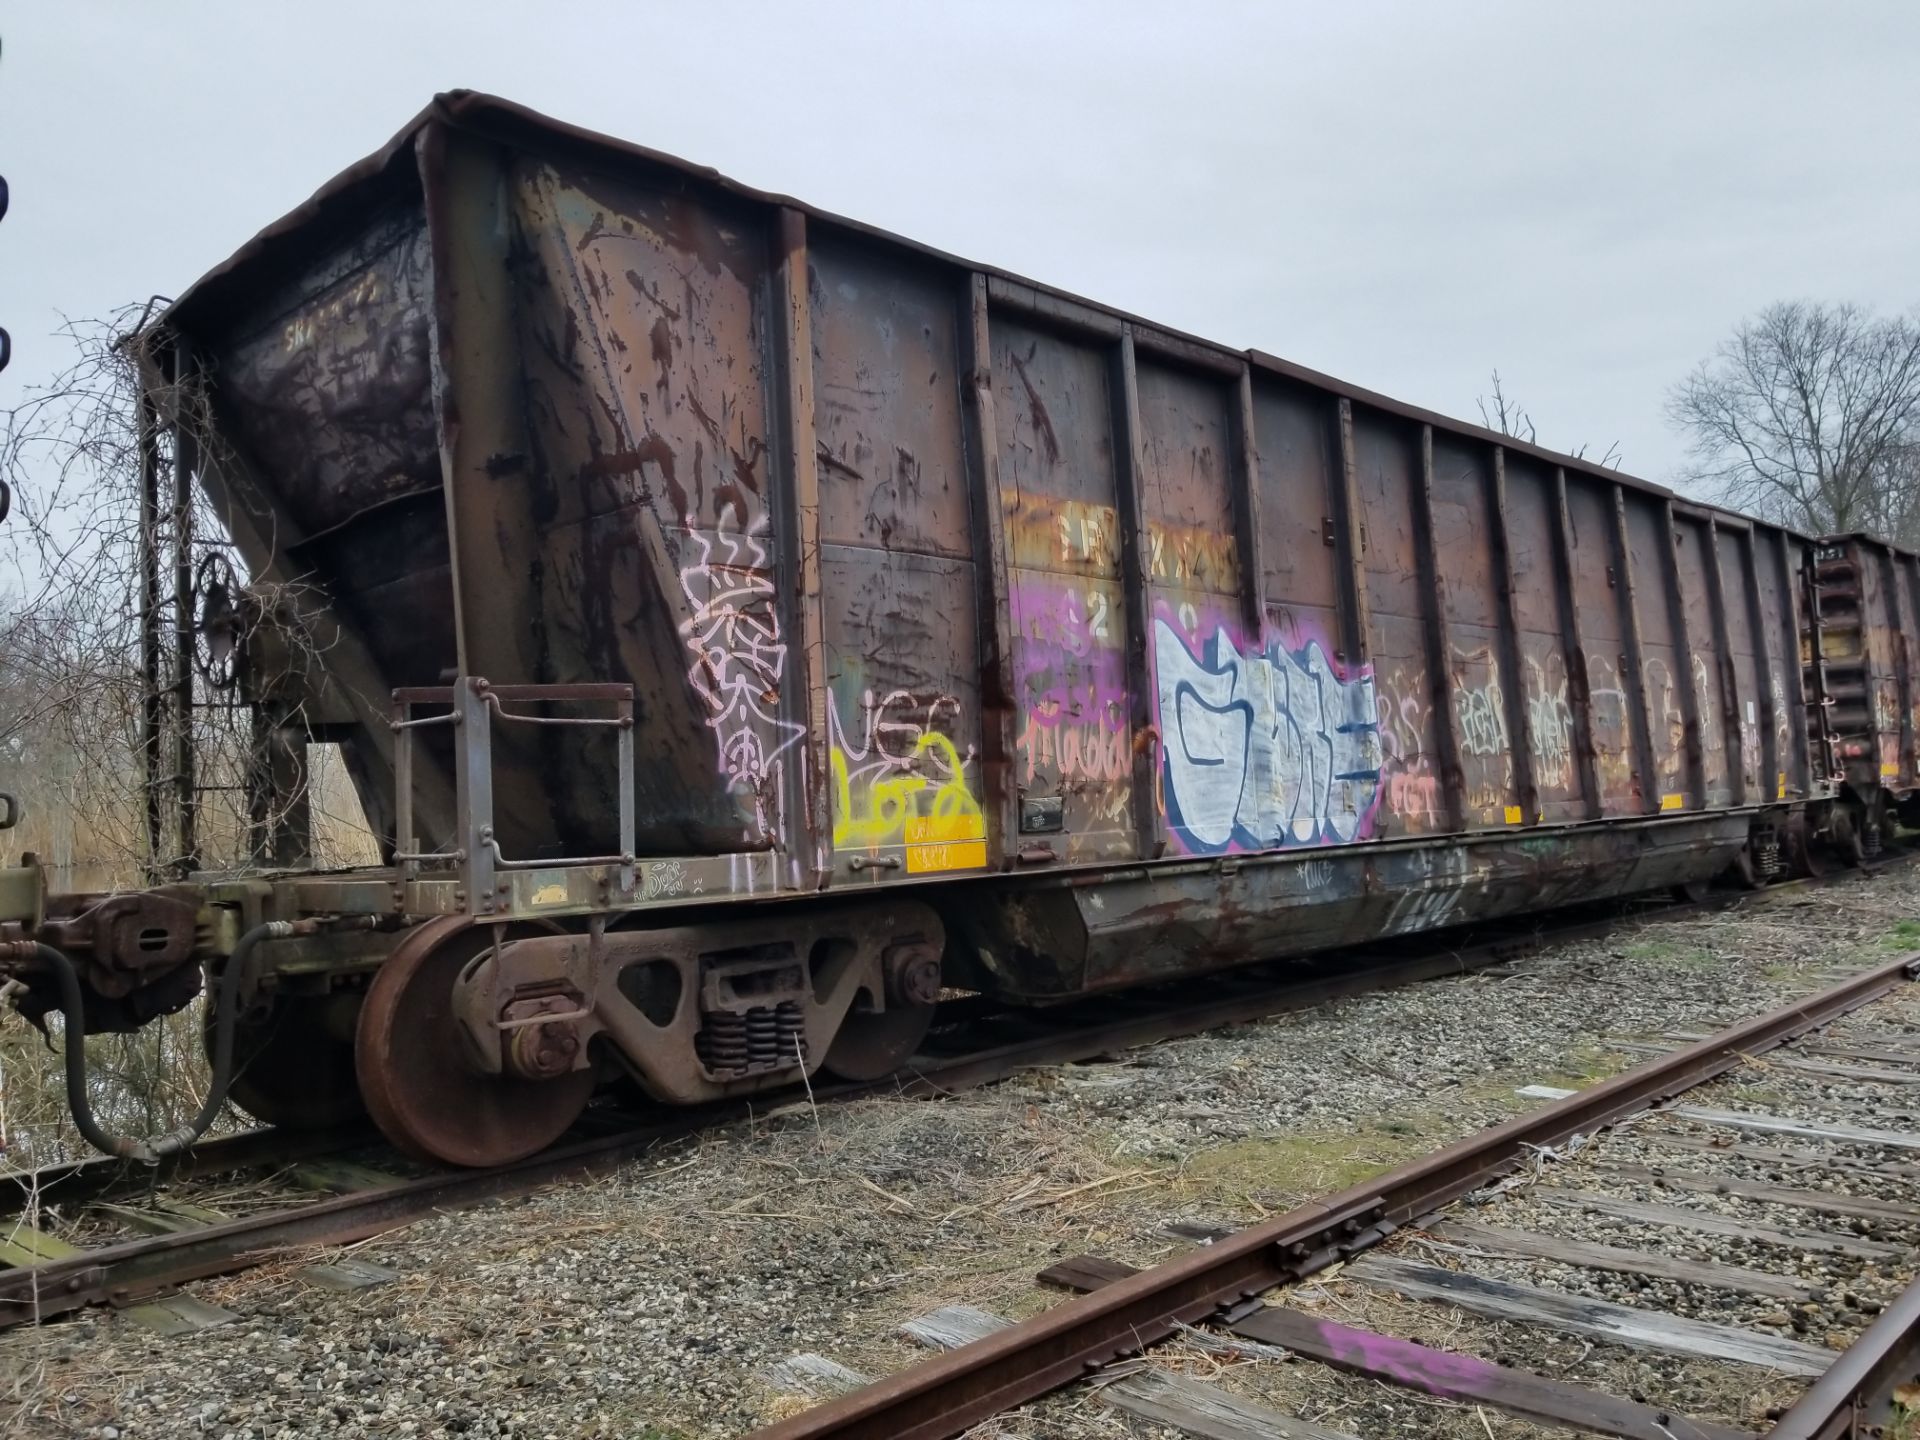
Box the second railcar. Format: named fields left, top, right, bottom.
left=1805, top=532, right=1920, bottom=855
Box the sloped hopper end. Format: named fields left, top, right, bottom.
left=161, top=96, right=806, bottom=863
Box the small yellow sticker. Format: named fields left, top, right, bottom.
left=1660, top=793, right=1685, bottom=812
left=1777, top=771, right=1787, bottom=799
left=1882, top=761, right=1900, bottom=777
left=904, top=813, right=988, bottom=874
left=1503, top=805, right=1523, bottom=825
left=529, top=882, right=569, bottom=907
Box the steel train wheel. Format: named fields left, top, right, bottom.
left=1725, top=848, right=1761, bottom=890
left=209, top=994, right=366, bottom=1130
left=820, top=998, right=936, bottom=1082
left=1785, top=812, right=1828, bottom=879
left=355, top=918, right=595, bottom=1167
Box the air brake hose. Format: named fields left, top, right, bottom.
left=31, top=920, right=290, bottom=1163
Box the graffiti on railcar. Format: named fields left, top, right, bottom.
left=1452, top=668, right=1508, bottom=760
left=1525, top=655, right=1578, bottom=795
left=1151, top=615, right=1381, bottom=855
left=1643, top=656, right=1690, bottom=793
left=1009, top=574, right=1134, bottom=830
left=1373, top=667, right=1442, bottom=825
left=1874, top=678, right=1902, bottom=739
left=1690, top=655, right=1724, bottom=757
left=1771, top=669, right=1792, bottom=796
left=1382, top=847, right=1475, bottom=935
left=1297, top=858, right=1334, bottom=891
left=1738, top=695, right=1763, bottom=792
left=827, top=688, right=985, bottom=871
left=678, top=496, right=805, bottom=842
left=1586, top=655, right=1638, bottom=805
left=642, top=858, right=702, bottom=901
left=1450, top=647, right=1514, bottom=817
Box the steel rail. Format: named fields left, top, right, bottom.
left=0, top=885, right=1675, bottom=1222
left=745, top=950, right=1920, bottom=1440
left=0, top=889, right=1726, bottom=1328
left=0, top=1122, right=372, bottom=1218
left=0, top=867, right=1902, bottom=1330
left=0, top=933, right=1531, bottom=1327
left=1764, top=1271, right=1920, bottom=1439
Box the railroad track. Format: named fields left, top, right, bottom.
left=747, top=950, right=1920, bottom=1440
left=0, top=862, right=1906, bottom=1347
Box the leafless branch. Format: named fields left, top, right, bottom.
left=1477, top=369, right=1621, bottom=468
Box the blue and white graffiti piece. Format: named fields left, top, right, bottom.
left=1153, top=619, right=1383, bottom=854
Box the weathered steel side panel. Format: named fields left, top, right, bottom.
left=213, top=208, right=455, bottom=718
left=220, top=210, right=441, bottom=539
left=993, top=315, right=1137, bottom=862
left=1899, top=551, right=1920, bottom=790
left=809, top=237, right=986, bottom=881
left=1856, top=541, right=1897, bottom=787
left=1136, top=359, right=1251, bottom=855
left=1564, top=474, right=1642, bottom=814
left=1428, top=436, right=1520, bottom=828
left=1504, top=455, right=1585, bottom=823
left=1352, top=414, right=1444, bottom=838
left=1671, top=516, right=1731, bottom=806
left=1714, top=525, right=1765, bottom=803
left=1759, top=530, right=1808, bottom=799
left=1622, top=494, right=1689, bottom=811
left=1247, top=382, right=1345, bottom=673
left=506, top=158, right=791, bottom=858
left=1177, top=379, right=1385, bottom=855
left=1866, top=545, right=1910, bottom=789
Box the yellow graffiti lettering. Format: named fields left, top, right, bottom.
left=832, top=731, right=985, bottom=871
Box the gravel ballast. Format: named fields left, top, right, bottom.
left=4, top=866, right=1918, bottom=1439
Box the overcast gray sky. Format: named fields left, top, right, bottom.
left=4, top=1, right=1917, bottom=490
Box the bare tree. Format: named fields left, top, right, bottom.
left=1667, top=301, right=1920, bottom=543
left=1477, top=370, right=1621, bottom=468
left=0, top=310, right=376, bottom=1167
left=1, top=309, right=378, bottom=891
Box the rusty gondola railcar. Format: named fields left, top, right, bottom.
left=0, top=93, right=1892, bottom=1166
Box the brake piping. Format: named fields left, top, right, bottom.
left=26, top=921, right=290, bottom=1163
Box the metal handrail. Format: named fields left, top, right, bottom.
left=389, top=677, right=637, bottom=912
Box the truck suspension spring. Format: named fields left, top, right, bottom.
left=1755, top=832, right=1782, bottom=879
left=697, top=1001, right=808, bottom=1076
left=745, top=1005, right=780, bottom=1067
left=696, top=1010, right=750, bottom=1074
left=776, top=999, right=806, bottom=1063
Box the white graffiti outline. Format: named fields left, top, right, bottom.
left=1153, top=619, right=1382, bottom=854
left=678, top=503, right=805, bottom=842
